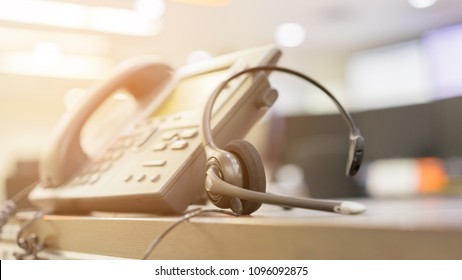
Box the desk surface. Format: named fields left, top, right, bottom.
left=4, top=196, right=462, bottom=260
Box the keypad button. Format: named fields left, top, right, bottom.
left=179, top=128, right=198, bottom=139
left=161, top=131, right=178, bottom=140
left=172, top=114, right=182, bottom=121
left=137, top=174, right=147, bottom=182
left=143, top=160, right=167, bottom=167
left=150, top=174, right=161, bottom=183
left=170, top=139, right=188, bottom=150
left=124, top=174, right=133, bottom=182
left=152, top=142, right=167, bottom=151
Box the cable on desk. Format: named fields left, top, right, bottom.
left=14, top=211, right=46, bottom=260
left=0, top=180, right=39, bottom=235
left=142, top=208, right=239, bottom=260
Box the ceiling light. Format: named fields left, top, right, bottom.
left=0, top=0, right=86, bottom=29
left=0, top=0, right=163, bottom=36
left=171, top=0, right=229, bottom=7
left=408, top=0, right=438, bottom=9
left=274, top=22, right=306, bottom=48
left=133, top=0, right=166, bottom=19
left=0, top=51, right=112, bottom=79
left=33, top=42, right=61, bottom=65
left=0, top=27, right=110, bottom=56
left=90, top=7, right=163, bottom=36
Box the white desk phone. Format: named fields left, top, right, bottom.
left=28, top=46, right=366, bottom=215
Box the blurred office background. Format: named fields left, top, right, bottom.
left=1, top=0, right=462, bottom=204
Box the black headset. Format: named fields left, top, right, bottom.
left=201, top=66, right=365, bottom=215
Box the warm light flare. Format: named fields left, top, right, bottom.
left=408, top=0, right=438, bottom=9
left=33, top=42, right=61, bottom=66
left=171, top=0, right=229, bottom=7
left=0, top=0, right=164, bottom=36
left=0, top=51, right=112, bottom=79
left=274, top=22, right=306, bottom=48
left=186, top=50, right=213, bottom=64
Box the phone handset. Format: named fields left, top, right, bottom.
left=40, top=58, right=173, bottom=187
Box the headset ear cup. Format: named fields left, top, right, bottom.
left=225, top=140, right=266, bottom=214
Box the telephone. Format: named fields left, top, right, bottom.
left=28, top=46, right=281, bottom=214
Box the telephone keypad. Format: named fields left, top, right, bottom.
left=71, top=135, right=138, bottom=187
left=118, top=122, right=200, bottom=187
left=72, top=122, right=200, bottom=188
left=76, top=116, right=201, bottom=188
